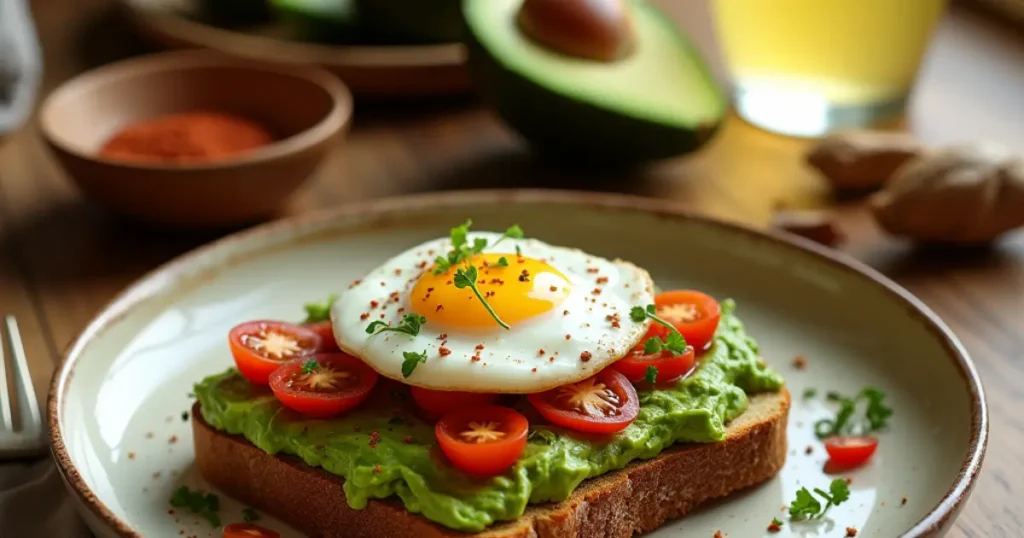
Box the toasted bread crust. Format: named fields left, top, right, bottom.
left=192, top=389, right=790, bottom=538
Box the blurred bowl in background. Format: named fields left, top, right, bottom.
left=38, top=50, right=352, bottom=228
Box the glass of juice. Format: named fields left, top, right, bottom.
left=712, top=0, right=948, bottom=137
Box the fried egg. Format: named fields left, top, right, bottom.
left=331, top=232, right=654, bottom=393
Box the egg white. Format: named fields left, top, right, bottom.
left=331, top=232, right=654, bottom=393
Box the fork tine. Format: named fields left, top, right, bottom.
left=5, top=317, right=40, bottom=433
left=0, top=320, right=12, bottom=431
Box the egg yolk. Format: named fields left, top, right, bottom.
left=410, top=253, right=571, bottom=328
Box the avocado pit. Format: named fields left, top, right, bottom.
left=517, top=0, right=635, bottom=62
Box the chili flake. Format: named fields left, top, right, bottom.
left=169, top=435, right=178, bottom=444
left=792, top=355, right=807, bottom=369
left=846, top=528, right=858, bottom=537
left=436, top=305, right=444, bottom=312
left=531, top=367, right=537, bottom=373
left=550, top=286, right=558, bottom=292
left=360, top=313, right=369, bottom=320
left=596, top=276, right=609, bottom=284
left=437, top=333, right=448, bottom=340
left=370, top=300, right=379, bottom=308
left=439, top=347, right=452, bottom=356
left=368, top=431, right=381, bottom=448
left=393, top=269, right=402, bottom=276
left=580, top=351, right=592, bottom=362
left=591, top=288, right=602, bottom=296
left=563, top=310, right=569, bottom=316
left=518, top=270, right=530, bottom=282
left=845, top=477, right=853, bottom=484
left=128, top=452, right=136, bottom=459
left=901, top=496, right=908, bottom=505
left=586, top=267, right=599, bottom=274
left=537, top=349, right=545, bottom=356
left=471, top=355, right=481, bottom=362
left=565, top=334, right=571, bottom=340
left=767, top=519, right=782, bottom=532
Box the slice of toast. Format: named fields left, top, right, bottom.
left=192, top=389, right=790, bottom=538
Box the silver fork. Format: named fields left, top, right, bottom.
left=0, top=316, right=46, bottom=458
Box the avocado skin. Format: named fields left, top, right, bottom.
left=272, top=0, right=361, bottom=43
left=355, top=0, right=463, bottom=44
left=463, top=2, right=726, bottom=164
left=198, top=0, right=273, bottom=25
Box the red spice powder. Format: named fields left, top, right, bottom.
left=99, top=111, right=274, bottom=164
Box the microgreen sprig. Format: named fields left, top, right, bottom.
left=302, top=294, right=338, bottom=324
left=401, top=350, right=428, bottom=377
left=642, top=331, right=688, bottom=355
left=170, top=486, right=221, bottom=527
left=454, top=265, right=510, bottom=330
left=814, top=386, right=893, bottom=439
left=301, top=359, right=319, bottom=375
left=366, top=314, right=427, bottom=337
left=643, top=365, right=659, bottom=385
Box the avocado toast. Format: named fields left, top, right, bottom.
left=190, top=222, right=788, bottom=536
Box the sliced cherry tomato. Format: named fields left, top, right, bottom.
left=269, top=353, right=378, bottom=418
left=653, top=290, right=722, bottom=352
left=435, top=405, right=528, bottom=476
left=527, top=369, right=639, bottom=434
left=304, top=320, right=340, bottom=353
left=410, top=386, right=499, bottom=419
left=223, top=523, right=280, bottom=538
left=823, top=435, right=879, bottom=469
left=614, top=345, right=696, bottom=384
left=229, top=320, right=321, bottom=385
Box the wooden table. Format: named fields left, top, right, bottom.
left=2, top=0, right=1022, bottom=536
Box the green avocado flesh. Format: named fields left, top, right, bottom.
left=464, top=0, right=727, bottom=162
left=271, top=0, right=358, bottom=42
left=195, top=301, right=782, bottom=532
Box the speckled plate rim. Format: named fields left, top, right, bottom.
left=46, top=189, right=988, bottom=538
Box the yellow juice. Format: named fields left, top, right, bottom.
left=713, top=0, right=947, bottom=105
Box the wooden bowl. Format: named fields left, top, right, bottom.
left=38, top=51, right=352, bottom=227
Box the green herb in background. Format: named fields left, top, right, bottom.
left=170, top=486, right=220, bottom=527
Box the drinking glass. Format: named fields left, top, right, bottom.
left=712, top=0, right=948, bottom=137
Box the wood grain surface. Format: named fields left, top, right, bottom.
left=2, top=1, right=1022, bottom=536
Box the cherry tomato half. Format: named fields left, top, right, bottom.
left=304, top=320, right=340, bottom=353
left=614, top=345, right=696, bottom=384
left=528, top=369, right=639, bottom=434
left=823, top=435, right=879, bottom=469
left=435, top=405, right=528, bottom=476
left=410, top=386, right=499, bottom=419
left=229, top=320, right=321, bottom=385
left=653, top=290, right=722, bottom=352
left=223, top=523, right=280, bottom=538
left=269, top=353, right=378, bottom=418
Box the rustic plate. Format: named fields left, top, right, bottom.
left=120, top=0, right=469, bottom=96
left=48, top=190, right=986, bottom=537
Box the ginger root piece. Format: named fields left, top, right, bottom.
left=870, top=143, right=1024, bottom=245
left=807, top=130, right=925, bottom=191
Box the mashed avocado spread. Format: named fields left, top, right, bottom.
left=195, top=300, right=783, bottom=532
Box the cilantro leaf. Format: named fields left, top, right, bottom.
left=301, top=294, right=338, bottom=324
left=788, top=488, right=821, bottom=520
left=643, top=337, right=663, bottom=354
left=496, top=257, right=509, bottom=267
left=301, top=359, right=319, bottom=375
left=504, top=225, right=524, bottom=239
left=643, top=365, right=659, bottom=385
left=629, top=306, right=646, bottom=323
left=630, top=304, right=679, bottom=336
left=366, top=314, right=427, bottom=337
left=401, top=350, right=427, bottom=377
left=515, top=245, right=522, bottom=256
left=450, top=219, right=470, bottom=251
left=771, top=517, right=783, bottom=527
left=663, top=331, right=688, bottom=354
left=828, top=478, right=851, bottom=505
left=471, top=237, right=488, bottom=254
left=170, top=486, right=221, bottom=527
left=815, top=387, right=892, bottom=439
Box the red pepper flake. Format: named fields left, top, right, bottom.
left=370, top=300, right=379, bottom=308
left=565, top=334, right=571, bottom=340
left=714, top=532, right=724, bottom=538
left=439, top=347, right=452, bottom=356
left=128, top=452, right=136, bottom=460
left=901, top=496, right=908, bottom=505
left=563, top=310, right=569, bottom=316
left=393, top=268, right=402, bottom=276
left=518, top=270, right=530, bottom=282
left=537, top=349, right=545, bottom=356
left=805, top=445, right=813, bottom=455
left=846, top=528, right=858, bottom=537
left=372, top=465, right=382, bottom=474
left=168, top=509, right=174, bottom=515
left=586, top=267, right=599, bottom=274
left=596, top=276, right=609, bottom=284
left=447, top=280, right=453, bottom=285
left=489, top=278, right=505, bottom=285
left=403, top=435, right=414, bottom=444
left=380, top=281, right=386, bottom=287
left=389, top=292, right=400, bottom=302
left=168, top=435, right=178, bottom=444
left=475, top=344, right=485, bottom=351
left=437, top=333, right=447, bottom=340
left=845, top=477, right=853, bottom=485
left=485, top=291, right=496, bottom=298
left=517, top=257, right=526, bottom=264
left=591, top=288, right=602, bottom=296
left=767, top=520, right=781, bottom=532
left=397, top=307, right=405, bottom=313
left=549, top=356, right=555, bottom=363
left=606, top=313, right=621, bottom=328
left=549, top=286, right=558, bottom=292
left=359, top=313, right=370, bottom=321
left=417, top=261, right=428, bottom=269
left=580, top=351, right=592, bottom=362
left=436, top=305, right=444, bottom=312
left=369, top=431, right=381, bottom=448
left=792, top=355, right=807, bottom=369
left=471, top=355, right=482, bottom=362
left=379, top=313, right=386, bottom=319
left=531, top=367, right=537, bottom=373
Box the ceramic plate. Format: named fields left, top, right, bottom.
left=120, top=0, right=469, bottom=96
left=49, top=190, right=987, bottom=538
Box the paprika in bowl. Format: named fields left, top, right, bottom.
left=38, top=51, right=352, bottom=227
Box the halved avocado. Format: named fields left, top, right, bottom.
left=355, top=0, right=463, bottom=44
left=463, top=0, right=727, bottom=164
left=271, top=0, right=359, bottom=43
